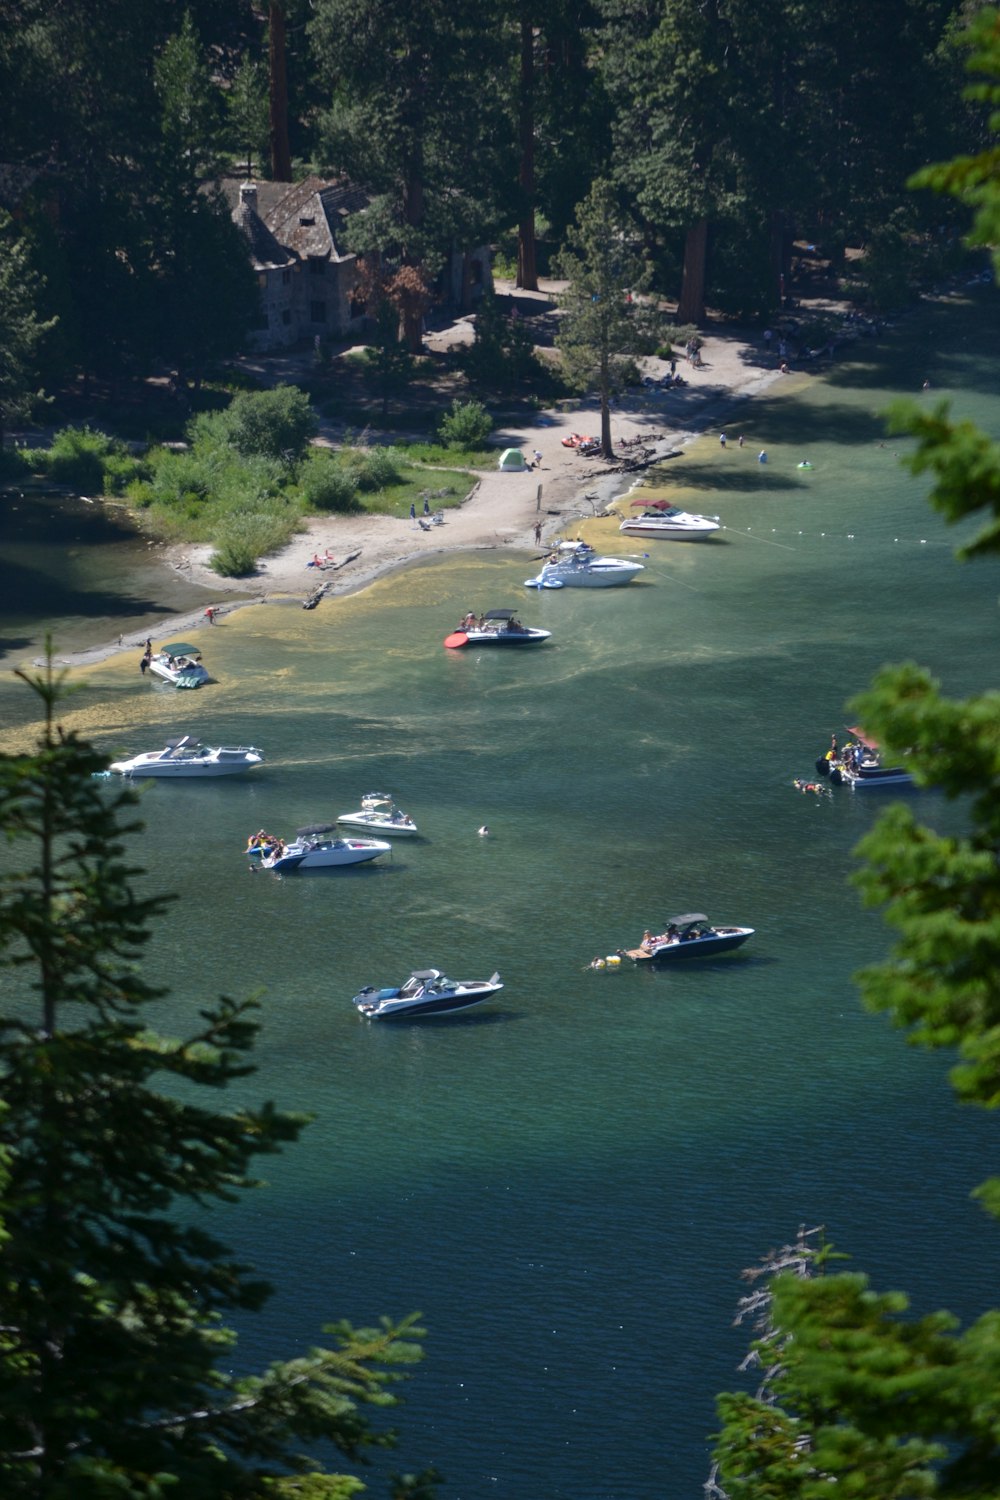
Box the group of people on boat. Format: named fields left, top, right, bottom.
left=821, top=734, right=866, bottom=774
left=638, top=924, right=703, bottom=952
left=245, top=830, right=285, bottom=860
left=456, top=613, right=529, bottom=635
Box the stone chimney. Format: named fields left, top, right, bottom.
left=239, top=182, right=258, bottom=214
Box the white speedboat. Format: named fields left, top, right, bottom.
left=619, top=500, right=720, bottom=540
left=445, top=609, right=551, bottom=648
left=621, top=913, right=754, bottom=962
left=815, top=727, right=915, bottom=789
left=353, top=967, right=503, bottom=1020
left=148, top=643, right=210, bottom=688
left=256, top=824, right=391, bottom=872
left=338, top=794, right=419, bottom=837
left=110, top=736, right=263, bottom=777
left=525, top=541, right=644, bottom=589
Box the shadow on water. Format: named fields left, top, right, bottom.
left=361, top=1006, right=523, bottom=1028
left=639, top=465, right=805, bottom=495
left=0, top=553, right=173, bottom=621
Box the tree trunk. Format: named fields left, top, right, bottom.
left=600, top=350, right=613, bottom=459
left=460, top=249, right=474, bottom=313
left=401, top=170, right=425, bottom=353
left=516, top=17, right=538, bottom=291
left=268, top=2, right=292, bottom=183
left=769, top=210, right=784, bottom=311
left=677, top=218, right=708, bottom=325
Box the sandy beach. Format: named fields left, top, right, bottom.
left=52, top=316, right=786, bottom=668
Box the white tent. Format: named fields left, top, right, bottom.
left=497, top=447, right=528, bottom=471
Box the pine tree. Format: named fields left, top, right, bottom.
left=710, top=14, right=1000, bottom=1495
left=0, top=658, right=426, bottom=1499
left=0, top=212, right=56, bottom=446
left=554, top=179, right=658, bottom=457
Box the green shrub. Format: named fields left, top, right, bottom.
left=201, top=385, right=318, bottom=465
left=0, top=446, right=33, bottom=483
left=45, top=426, right=124, bottom=493
left=355, top=446, right=402, bottom=492
left=101, top=452, right=149, bottom=494
left=300, top=451, right=361, bottom=512
left=436, top=399, right=493, bottom=450
left=208, top=507, right=298, bottom=576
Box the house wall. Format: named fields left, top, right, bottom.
left=248, top=258, right=368, bottom=352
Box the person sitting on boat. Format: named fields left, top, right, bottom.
left=641, top=930, right=655, bottom=952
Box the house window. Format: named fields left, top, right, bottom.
left=308, top=257, right=326, bottom=277
left=282, top=269, right=291, bottom=286
left=310, top=300, right=327, bottom=323
left=281, top=309, right=292, bottom=326
left=257, top=274, right=267, bottom=289
left=471, top=258, right=484, bottom=285
left=349, top=291, right=366, bottom=319
left=300, top=215, right=315, bottom=226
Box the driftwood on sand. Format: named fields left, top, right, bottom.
left=302, top=550, right=361, bottom=608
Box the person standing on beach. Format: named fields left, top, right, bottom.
left=534, top=520, right=543, bottom=545
left=719, top=432, right=727, bottom=447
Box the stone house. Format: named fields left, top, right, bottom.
left=225, top=175, right=492, bottom=353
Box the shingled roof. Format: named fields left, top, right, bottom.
left=221, top=175, right=369, bottom=269
left=266, top=176, right=370, bottom=261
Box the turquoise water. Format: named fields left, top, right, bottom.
left=1, top=292, right=998, bottom=1496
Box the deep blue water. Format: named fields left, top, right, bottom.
left=0, top=290, right=998, bottom=1496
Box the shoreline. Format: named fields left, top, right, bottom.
left=45, top=329, right=787, bottom=669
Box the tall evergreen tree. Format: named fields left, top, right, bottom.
left=309, top=0, right=514, bottom=350
left=153, top=19, right=256, bottom=382
left=0, top=661, right=426, bottom=1498
left=710, top=14, right=1000, bottom=1494
left=554, top=178, right=658, bottom=457
left=0, top=212, right=56, bottom=446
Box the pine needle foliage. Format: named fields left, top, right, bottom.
left=0, top=657, right=426, bottom=1499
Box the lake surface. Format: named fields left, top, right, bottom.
left=0, top=291, right=998, bottom=1496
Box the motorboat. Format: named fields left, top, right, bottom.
left=815, top=727, right=915, bottom=789
left=620, top=913, right=754, bottom=963
left=618, top=500, right=720, bottom=540
left=444, top=609, right=551, bottom=648
left=525, top=541, right=644, bottom=590
left=338, top=793, right=419, bottom=837
left=353, top=967, right=503, bottom=1020
left=253, top=824, right=392, bottom=872
left=147, top=643, right=210, bottom=688
left=109, top=736, right=263, bottom=777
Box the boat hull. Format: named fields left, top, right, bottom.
left=112, top=759, right=259, bottom=777
left=525, top=562, right=642, bottom=589
left=265, top=838, right=390, bottom=871
left=110, top=745, right=262, bottom=777
left=461, top=628, right=550, bottom=645
left=625, top=927, right=754, bottom=962
left=829, top=764, right=914, bottom=788
left=447, top=629, right=551, bottom=648
left=355, top=988, right=499, bottom=1019
left=337, top=812, right=418, bottom=836
left=618, top=521, right=717, bottom=541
